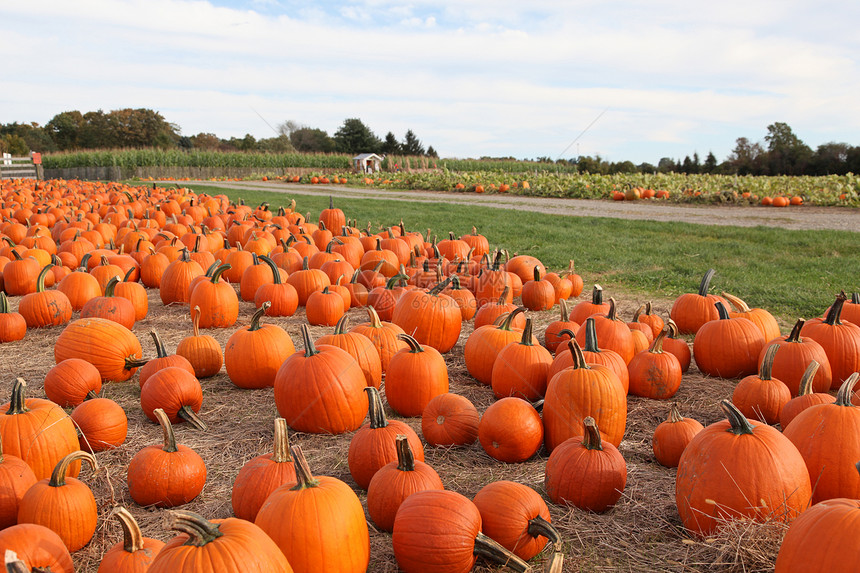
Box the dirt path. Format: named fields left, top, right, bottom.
left=178, top=180, right=859, bottom=232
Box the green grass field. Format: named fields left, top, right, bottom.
left=178, top=183, right=858, bottom=321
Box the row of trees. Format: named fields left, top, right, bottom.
left=0, top=109, right=437, bottom=158
left=546, top=123, right=860, bottom=177
left=2, top=111, right=858, bottom=176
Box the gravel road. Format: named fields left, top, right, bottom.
left=179, top=180, right=858, bottom=232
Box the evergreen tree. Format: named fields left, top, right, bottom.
left=381, top=132, right=400, bottom=154
left=333, top=118, right=381, bottom=154
left=426, top=145, right=438, bottom=158
left=401, top=129, right=425, bottom=156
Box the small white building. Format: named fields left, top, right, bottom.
left=353, top=153, right=384, bottom=174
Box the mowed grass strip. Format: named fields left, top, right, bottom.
left=181, top=183, right=858, bottom=321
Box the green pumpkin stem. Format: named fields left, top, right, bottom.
left=258, top=255, right=282, bottom=285
left=122, top=266, right=136, bottom=282
left=758, top=344, right=779, bottom=380
left=429, top=276, right=453, bottom=295
left=496, top=286, right=511, bottom=305
left=472, top=532, right=530, bottom=572
left=365, top=387, right=389, bottom=429
left=271, top=417, right=292, bottom=463
left=397, top=333, right=424, bottom=353
left=835, top=372, right=859, bottom=406
left=33, top=264, right=53, bottom=293
left=209, top=263, right=231, bottom=284
left=0, top=292, right=13, bottom=314
left=532, top=266, right=541, bottom=282
left=714, top=301, right=731, bottom=320
left=249, top=302, right=271, bottom=332
left=394, top=435, right=415, bottom=472
left=165, top=510, right=224, bottom=547
left=526, top=514, right=561, bottom=545
left=499, top=307, right=525, bottom=332
left=581, top=417, right=603, bottom=451
left=721, top=399, right=755, bottom=435
left=332, top=315, right=350, bottom=335
left=290, top=446, right=321, bottom=490
left=103, top=276, right=120, bottom=297
left=6, top=379, right=29, bottom=415
left=698, top=269, right=716, bottom=296
left=49, top=450, right=97, bottom=488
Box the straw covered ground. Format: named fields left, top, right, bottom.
left=0, top=286, right=793, bottom=573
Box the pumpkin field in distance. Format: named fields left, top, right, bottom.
left=0, top=177, right=858, bottom=572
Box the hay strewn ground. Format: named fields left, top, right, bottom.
left=1, top=287, right=793, bottom=572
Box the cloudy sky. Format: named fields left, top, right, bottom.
left=3, top=0, right=859, bottom=163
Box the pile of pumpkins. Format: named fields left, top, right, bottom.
left=0, top=177, right=857, bottom=572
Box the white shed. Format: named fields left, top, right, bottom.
left=353, top=153, right=384, bottom=174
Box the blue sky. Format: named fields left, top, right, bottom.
left=3, top=0, right=859, bottom=163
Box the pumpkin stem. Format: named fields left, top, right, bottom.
left=648, top=328, right=668, bottom=354
left=155, top=408, right=179, bottom=453
left=248, top=302, right=271, bottom=332
left=209, top=263, right=231, bottom=284
left=428, top=276, right=453, bottom=296
left=558, top=299, right=569, bottom=322
left=110, top=506, right=146, bottom=553
left=178, top=406, right=208, bottom=431
left=299, top=323, right=319, bottom=357
left=714, top=301, right=731, bottom=320
left=583, top=317, right=600, bottom=353
left=0, top=292, right=11, bottom=314
left=365, top=387, right=389, bottom=429
left=271, top=417, right=292, bottom=463
left=472, top=532, right=531, bottom=572
left=332, top=314, right=350, bottom=335
left=823, top=291, right=847, bottom=326
left=499, top=307, right=526, bottom=332
left=397, top=333, right=425, bottom=353
left=796, top=361, right=820, bottom=396
left=667, top=402, right=684, bottom=423
left=289, top=446, right=320, bottom=490
left=721, top=291, right=751, bottom=313
left=698, top=269, right=716, bottom=296
left=496, top=285, right=511, bottom=305
left=526, top=514, right=561, bottom=545
left=164, top=510, right=224, bottom=547
left=48, top=450, right=97, bottom=488
left=394, top=435, right=416, bottom=472
left=835, top=372, right=860, bottom=406
left=632, top=304, right=645, bottom=322
left=721, top=399, right=755, bottom=435
left=666, top=318, right=680, bottom=339
left=122, top=266, right=135, bottom=282
left=758, top=344, right=779, bottom=380
left=519, top=318, right=535, bottom=346
left=590, top=284, right=603, bottom=305
left=532, top=265, right=541, bottom=282
left=545, top=551, right=565, bottom=573
left=150, top=330, right=169, bottom=358
left=581, top=417, right=603, bottom=451
left=566, top=340, right=590, bottom=370
left=5, top=378, right=29, bottom=415
left=35, top=264, right=53, bottom=293
left=191, top=306, right=203, bottom=337
left=4, top=550, right=33, bottom=573
left=259, top=255, right=282, bottom=285
left=785, top=319, right=805, bottom=343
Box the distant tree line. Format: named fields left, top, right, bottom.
left=0, top=108, right=437, bottom=159
left=2, top=111, right=858, bottom=176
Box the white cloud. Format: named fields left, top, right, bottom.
left=1, top=0, right=859, bottom=162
